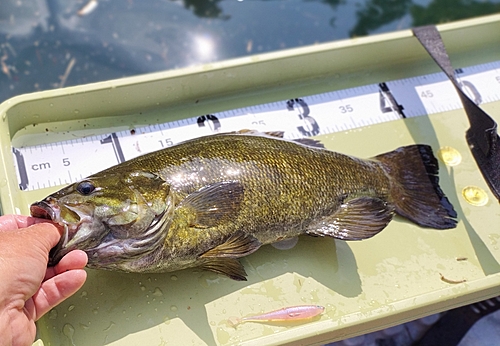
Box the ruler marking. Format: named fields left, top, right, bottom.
left=12, top=148, right=29, bottom=190
left=13, top=59, right=500, bottom=191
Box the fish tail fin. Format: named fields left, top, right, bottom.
left=375, top=144, right=457, bottom=229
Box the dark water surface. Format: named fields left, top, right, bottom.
left=1, top=0, right=500, bottom=102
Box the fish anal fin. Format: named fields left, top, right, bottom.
left=179, top=181, right=244, bottom=228
left=201, top=231, right=261, bottom=258
left=307, top=197, right=394, bottom=240
left=200, top=257, right=248, bottom=281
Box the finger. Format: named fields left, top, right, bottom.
left=29, top=217, right=65, bottom=237
left=0, top=214, right=29, bottom=230
left=0, top=214, right=65, bottom=235
left=44, top=250, right=88, bottom=280
left=33, top=269, right=87, bottom=321
left=0, top=214, right=57, bottom=230
left=21, top=223, right=62, bottom=256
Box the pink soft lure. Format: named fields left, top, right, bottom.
left=229, top=305, right=325, bottom=326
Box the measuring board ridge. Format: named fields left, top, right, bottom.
left=12, top=60, right=500, bottom=191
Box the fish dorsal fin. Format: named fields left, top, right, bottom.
left=231, top=129, right=285, bottom=138
left=307, top=197, right=394, bottom=240
left=201, top=231, right=261, bottom=258
left=292, top=138, right=325, bottom=148
left=178, top=181, right=244, bottom=228
left=262, top=131, right=285, bottom=138
left=200, top=257, right=248, bottom=281
left=232, top=129, right=325, bottom=148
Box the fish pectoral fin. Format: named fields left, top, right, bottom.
left=179, top=181, right=244, bottom=228
left=200, top=257, right=248, bottom=281
left=200, top=231, right=261, bottom=258
left=306, top=196, right=394, bottom=240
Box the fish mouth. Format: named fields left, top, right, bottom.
left=30, top=200, right=75, bottom=266
left=30, top=200, right=59, bottom=221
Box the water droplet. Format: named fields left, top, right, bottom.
left=62, top=324, right=75, bottom=344
left=80, top=291, right=87, bottom=298
left=103, top=321, right=115, bottom=332
left=437, top=146, right=462, bottom=166
left=92, top=308, right=99, bottom=315
left=137, top=313, right=142, bottom=318
left=68, top=305, right=75, bottom=312
left=49, top=103, right=54, bottom=107
left=170, top=305, right=178, bottom=312
left=73, top=109, right=80, bottom=114
left=48, top=309, right=58, bottom=320
left=488, top=233, right=500, bottom=246
left=79, top=323, right=89, bottom=331
left=140, top=286, right=146, bottom=291
left=170, top=275, right=178, bottom=281
left=462, top=186, right=488, bottom=206
left=216, top=327, right=231, bottom=344
left=153, top=287, right=163, bottom=297
left=271, top=237, right=299, bottom=250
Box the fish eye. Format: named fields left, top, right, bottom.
left=76, top=181, right=96, bottom=195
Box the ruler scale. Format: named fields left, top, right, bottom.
left=12, top=60, right=500, bottom=191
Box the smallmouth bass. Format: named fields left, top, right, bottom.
left=31, top=131, right=457, bottom=280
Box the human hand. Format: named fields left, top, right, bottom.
left=0, top=215, right=88, bottom=346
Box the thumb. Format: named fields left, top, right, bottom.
left=21, top=223, right=62, bottom=258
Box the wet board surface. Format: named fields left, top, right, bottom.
left=33, top=111, right=500, bottom=346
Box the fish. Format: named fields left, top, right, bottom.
left=228, top=305, right=325, bottom=326
left=30, top=131, right=457, bottom=280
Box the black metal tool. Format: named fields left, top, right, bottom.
left=413, top=25, right=500, bottom=202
